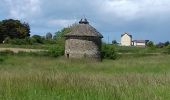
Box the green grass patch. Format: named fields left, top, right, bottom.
left=0, top=44, right=56, bottom=50
left=0, top=54, right=170, bottom=99
left=116, top=46, right=165, bottom=54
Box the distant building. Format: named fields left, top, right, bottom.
left=121, top=32, right=132, bottom=46
left=64, top=18, right=103, bottom=61
left=120, top=33, right=148, bottom=47
left=132, top=40, right=149, bottom=47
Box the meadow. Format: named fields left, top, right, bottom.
left=0, top=52, right=170, bottom=100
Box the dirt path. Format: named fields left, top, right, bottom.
left=0, top=48, right=45, bottom=53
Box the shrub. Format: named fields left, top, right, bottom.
left=164, top=45, right=170, bottom=54
left=44, top=39, right=56, bottom=44
left=31, top=35, right=45, bottom=44
left=3, top=37, right=34, bottom=45
left=47, top=45, right=64, bottom=57
left=101, top=44, right=117, bottom=60
left=3, top=37, right=11, bottom=43
left=12, top=38, right=25, bottom=45
left=0, top=50, right=14, bottom=56
left=0, top=57, right=4, bottom=63
left=146, top=41, right=154, bottom=47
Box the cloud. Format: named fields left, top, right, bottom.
left=1, top=0, right=170, bottom=42
left=98, top=0, right=170, bottom=20
left=47, top=19, right=77, bottom=27
left=3, top=0, right=41, bottom=19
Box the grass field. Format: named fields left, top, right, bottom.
left=0, top=53, right=170, bottom=100
left=0, top=44, right=167, bottom=53
left=0, top=44, right=54, bottom=49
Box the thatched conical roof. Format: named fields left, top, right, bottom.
left=65, top=19, right=103, bottom=38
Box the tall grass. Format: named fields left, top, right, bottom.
left=0, top=54, right=170, bottom=99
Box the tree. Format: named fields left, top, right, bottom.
left=0, top=19, right=30, bottom=43
left=112, top=40, right=118, bottom=45
left=54, top=27, right=71, bottom=46
left=0, top=21, right=7, bottom=42
left=31, top=35, right=44, bottom=44
left=164, top=41, right=170, bottom=47
left=156, top=42, right=164, bottom=48
left=46, top=32, right=53, bottom=39
left=54, top=28, right=71, bottom=39
left=146, top=41, right=154, bottom=47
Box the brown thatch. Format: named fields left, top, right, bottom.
left=65, top=19, right=103, bottom=38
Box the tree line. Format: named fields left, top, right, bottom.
left=0, top=19, right=72, bottom=45
left=0, top=19, right=30, bottom=43
left=1, top=19, right=169, bottom=59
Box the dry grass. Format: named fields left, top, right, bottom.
left=0, top=48, right=45, bottom=53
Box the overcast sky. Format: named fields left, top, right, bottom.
left=0, top=0, right=170, bottom=43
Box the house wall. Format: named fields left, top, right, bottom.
left=121, top=34, right=132, bottom=46
left=134, top=42, right=146, bottom=47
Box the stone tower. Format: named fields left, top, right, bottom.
left=64, top=18, right=103, bottom=61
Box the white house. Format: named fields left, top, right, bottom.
left=121, top=33, right=132, bottom=46
left=133, top=40, right=149, bottom=47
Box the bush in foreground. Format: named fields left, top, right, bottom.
left=47, top=45, right=64, bottom=57
left=101, top=44, right=117, bottom=60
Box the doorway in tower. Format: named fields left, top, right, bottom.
left=67, top=54, right=69, bottom=58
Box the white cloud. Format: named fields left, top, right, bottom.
left=4, top=0, right=41, bottom=19
left=47, top=19, right=77, bottom=27
left=99, top=0, right=170, bottom=20
left=1, top=0, right=170, bottom=42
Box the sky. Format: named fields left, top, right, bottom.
left=0, top=0, right=170, bottom=43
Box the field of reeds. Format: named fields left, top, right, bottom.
left=0, top=52, right=170, bottom=100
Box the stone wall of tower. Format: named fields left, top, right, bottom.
left=65, top=36, right=102, bottom=60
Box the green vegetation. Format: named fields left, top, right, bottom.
left=0, top=44, right=53, bottom=49
left=0, top=57, right=4, bottom=63
left=102, top=44, right=117, bottom=60
left=0, top=19, right=30, bottom=43
left=146, top=40, right=154, bottom=47
left=0, top=19, right=70, bottom=46
left=1, top=18, right=170, bottom=100
left=164, top=45, right=170, bottom=54
left=0, top=52, right=170, bottom=100
left=115, top=46, right=167, bottom=54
